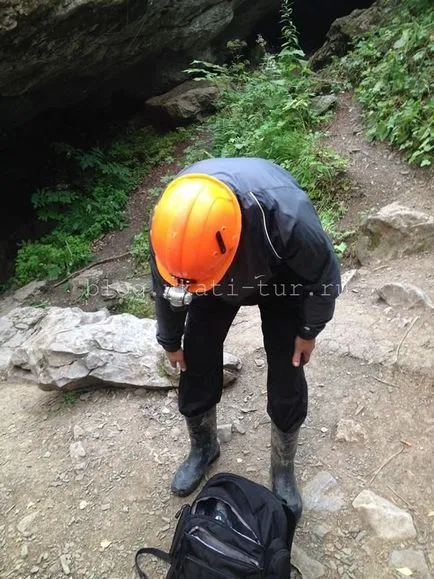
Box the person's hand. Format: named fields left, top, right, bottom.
left=166, top=349, right=187, bottom=372
left=292, top=337, right=316, bottom=367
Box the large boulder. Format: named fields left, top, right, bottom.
left=376, top=282, right=434, bottom=311
left=354, top=202, right=434, bottom=265
left=309, top=0, right=391, bottom=70
left=0, top=306, right=242, bottom=390
left=145, top=80, right=220, bottom=126
left=0, top=0, right=282, bottom=131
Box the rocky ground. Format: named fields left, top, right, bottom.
left=0, top=90, right=433, bottom=579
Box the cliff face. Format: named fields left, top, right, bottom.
left=0, top=0, right=281, bottom=130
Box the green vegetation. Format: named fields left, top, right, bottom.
left=130, top=228, right=152, bottom=267
left=112, top=292, right=156, bottom=318
left=13, top=129, right=189, bottom=287
left=331, top=0, right=433, bottom=167
left=189, top=3, right=348, bottom=208
left=320, top=208, right=355, bottom=259
left=62, top=390, right=83, bottom=406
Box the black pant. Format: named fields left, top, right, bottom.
left=178, top=294, right=308, bottom=433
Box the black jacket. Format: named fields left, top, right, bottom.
left=150, top=157, right=341, bottom=351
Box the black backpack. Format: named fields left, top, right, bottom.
left=134, top=472, right=297, bottom=579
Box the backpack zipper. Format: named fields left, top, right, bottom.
left=189, top=525, right=261, bottom=569
left=192, top=497, right=260, bottom=544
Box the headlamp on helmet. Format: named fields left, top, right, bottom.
left=163, top=285, right=193, bottom=311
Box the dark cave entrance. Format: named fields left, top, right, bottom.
left=0, top=0, right=376, bottom=286
left=256, top=0, right=376, bottom=54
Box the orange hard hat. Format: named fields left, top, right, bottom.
left=150, top=173, right=242, bottom=292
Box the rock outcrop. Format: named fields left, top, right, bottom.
left=0, top=305, right=242, bottom=390
left=354, top=202, right=434, bottom=265
left=145, top=80, right=220, bottom=126
left=0, top=0, right=281, bottom=130
left=309, top=0, right=394, bottom=70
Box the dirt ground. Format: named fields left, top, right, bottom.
left=0, top=90, right=433, bottom=579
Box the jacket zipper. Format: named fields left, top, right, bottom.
left=248, top=191, right=283, bottom=260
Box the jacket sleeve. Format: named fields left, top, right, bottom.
left=282, top=203, right=342, bottom=340
left=150, top=247, right=187, bottom=352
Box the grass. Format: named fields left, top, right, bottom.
left=111, top=293, right=156, bottom=318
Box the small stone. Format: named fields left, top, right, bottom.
left=217, top=424, right=233, bottom=444
left=17, top=511, right=38, bottom=534
left=30, top=566, right=40, bottom=574
left=79, top=501, right=88, bottom=510
left=335, top=419, right=367, bottom=443
left=329, top=559, right=338, bottom=570
left=232, top=419, right=246, bottom=435
left=171, top=426, right=181, bottom=439
left=320, top=427, right=328, bottom=433
left=73, top=425, right=85, bottom=439
left=353, top=490, right=416, bottom=540
left=223, top=352, right=242, bottom=372
left=100, top=539, right=111, bottom=550
left=311, top=94, right=338, bottom=115
left=303, top=471, right=344, bottom=512
left=60, top=554, right=71, bottom=575
left=69, top=442, right=86, bottom=461
left=101, top=503, right=110, bottom=511
left=254, top=358, right=265, bottom=368
left=43, top=451, right=51, bottom=458
left=396, top=568, right=413, bottom=577
left=20, top=544, right=28, bottom=559
left=291, top=544, right=327, bottom=578
left=313, top=524, right=332, bottom=538
left=389, top=549, right=431, bottom=578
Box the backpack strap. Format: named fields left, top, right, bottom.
left=134, top=547, right=171, bottom=579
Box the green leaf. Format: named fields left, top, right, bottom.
left=393, top=29, right=410, bottom=50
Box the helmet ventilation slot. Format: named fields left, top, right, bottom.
left=215, top=231, right=227, bottom=254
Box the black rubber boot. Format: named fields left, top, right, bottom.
left=171, top=407, right=220, bottom=497
left=271, top=422, right=303, bottom=523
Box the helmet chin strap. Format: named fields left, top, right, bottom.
left=163, top=285, right=193, bottom=310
